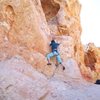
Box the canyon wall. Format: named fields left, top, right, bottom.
left=0, top=0, right=99, bottom=81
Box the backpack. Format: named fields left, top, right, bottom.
left=95, top=79, right=100, bottom=84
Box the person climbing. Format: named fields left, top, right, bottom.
left=46, top=39, right=65, bottom=70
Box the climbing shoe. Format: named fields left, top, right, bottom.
left=63, top=66, right=65, bottom=70
left=59, top=63, right=65, bottom=70
left=47, top=63, right=51, bottom=65
left=55, top=64, right=59, bottom=67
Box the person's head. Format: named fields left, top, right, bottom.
left=51, top=40, right=55, bottom=43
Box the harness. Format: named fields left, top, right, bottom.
left=52, top=49, right=59, bottom=55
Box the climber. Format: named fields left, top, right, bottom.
left=46, top=39, right=65, bottom=70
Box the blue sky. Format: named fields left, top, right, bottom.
left=79, top=0, right=100, bottom=47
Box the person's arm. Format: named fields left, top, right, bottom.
left=56, top=41, right=60, bottom=45
left=57, top=43, right=60, bottom=46
left=50, top=43, right=52, bottom=46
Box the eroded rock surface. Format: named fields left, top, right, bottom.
left=0, top=56, right=100, bottom=100
left=0, top=1, right=100, bottom=99
left=84, top=43, right=100, bottom=80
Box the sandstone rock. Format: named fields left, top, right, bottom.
left=0, top=0, right=99, bottom=83
left=0, top=56, right=100, bottom=100
left=0, top=0, right=100, bottom=99
left=0, top=0, right=82, bottom=70
left=0, top=56, right=49, bottom=100
left=84, top=43, right=100, bottom=80
left=64, top=58, right=82, bottom=79
left=0, top=0, right=50, bottom=54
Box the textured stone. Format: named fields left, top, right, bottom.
left=0, top=56, right=100, bottom=100
left=64, top=58, right=82, bottom=79
left=84, top=43, right=100, bottom=80
left=0, top=56, right=49, bottom=100
left=0, top=0, right=99, bottom=84
left=0, top=0, right=50, bottom=54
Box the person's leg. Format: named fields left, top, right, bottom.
left=56, top=55, right=65, bottom=70
left=55, top=54, right=61, bottom=67
left=55, top=59, right=59, bottom=67
left=51, top=51, right=59, bottom=66
left=46, top=52, right=54, bottom=65
left=56, top=55, right=62, bottom=64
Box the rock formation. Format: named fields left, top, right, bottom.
left=0, top=0, right=84, bottom=75
left=0, top=56, right=100, bottom=100
left=0, top=0, right=100, bottom=99
left=84, top=43, right=100, bottom=80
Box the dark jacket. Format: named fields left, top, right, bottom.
left=50, top=42, right=60, bottom=52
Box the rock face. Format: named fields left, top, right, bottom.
left=0, top=0, right=50, bottom=54
left=0, top=0, right=84, bottom=75
left=0, top=56, right=49, bottom=100
left=0, top=0, right=100, bottom=99
left=84, top=43, right=100, bottom=80
left=0, top=56, right=100, bottom=100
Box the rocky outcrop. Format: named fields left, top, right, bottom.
left=0, top=56, right=49, bottom=100
left=0, top=0, right=50, bottom=54
left=0, top=0, right=100, bottom=99
left=0, top=0, right=99, bottom=88
left=0, top=56, right=100, bottom=100
left=84, top=43, right=100, bottom=80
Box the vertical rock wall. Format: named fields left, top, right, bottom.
left=0, top=0, right=99, bottom=81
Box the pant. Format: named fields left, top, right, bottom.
left=47, top=51, right=62, bottom=63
